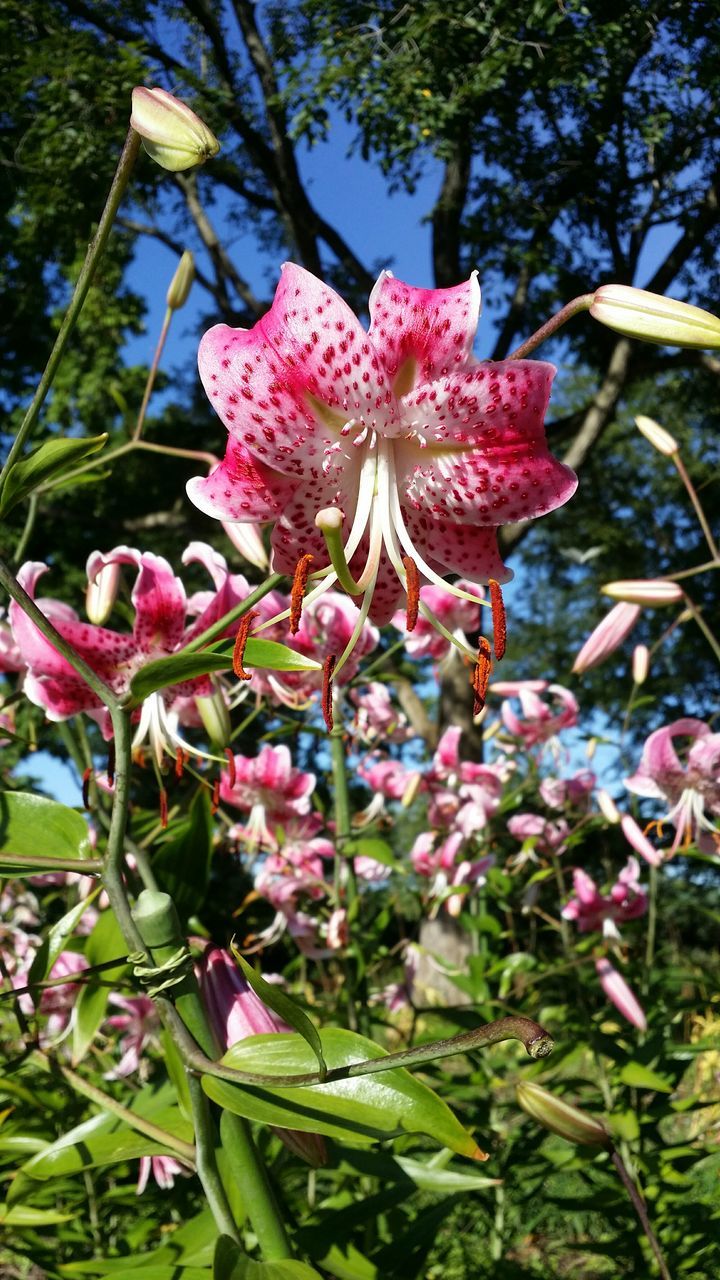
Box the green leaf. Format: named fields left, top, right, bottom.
left=63, top=1210, right=217, bottom=1273
left=72, top=981, right=111, bottom=1067
left=0, top=434, right=108, bottom=515
left=202, top=1029, right=484, bottom=1159
left=392, top=1154, right=501, bottom=1192
left=0, top=1202, right=74, bottom=1225
left=0, top=792, right=93, bottom=862
left=214, top=1236, right=323, bottom=1280
left=153, top=789, right=213, bottom=917
left=28, top=886, right=101, bottom=988
left=229, top=944, right=326, bottom=1080
left=128, top=639, right=321, bottom=704
left=619, top=1062, right=673, bottom=1093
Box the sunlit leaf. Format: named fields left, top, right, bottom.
left=0, top=433, right=107, bottom=515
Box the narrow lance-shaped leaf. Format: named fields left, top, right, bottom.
left=0, top=434, right=107, bottom=516
left=230, top=942, right=327, bottom=1080
left=128, top=638, right=321, bottom=704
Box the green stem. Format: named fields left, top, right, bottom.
left=220, top=1111, right=292, bottom=1262
left=673, top=454, right=720, bottom=562
left=13, top=493, right=37, bottom=566
left=551, top=854, right=573, bottom=956
left=329, top=713, right=362, bottom=1031
left=0, top=129, right=141, bottom=491
left=34, top=1053, right=196, bottom=1163
left=0, top=852, right=103, bottom=874
left=610, top=1147, right=672, bottom=1280
left=187, top=1074, right=241, bottom=1243
left=102, top=707, right=146, bottom=955
left=645, top=864, right=659, bottom=975
left=667, top=558, right=719, bottom=582
left=507, top=294, right=595, bottom=360
left=133, top=308, right=172, bottom=442
left=4, top=956, right=129, bottom=1001
left=181, top=572, right=285, bottom=652
left=683, top=593, right=720, bottom=665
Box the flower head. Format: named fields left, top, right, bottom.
left=561, top=858, right=647, bottom=939
left=220, top=744, right=316, bottom=849
left=625, top=718, right=720, bottom=854
left=188, top=265, right=577, bottom=646
left=131, top=87, right=220, bottom=172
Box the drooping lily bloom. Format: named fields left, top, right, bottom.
left=350, top=681, right=413, bottom=745
left=561, top=858, right=647, bottom=940
left=188, top=264, right=577, bottom=626
left=219, top=744, right=316, bottom=849
left=10, top=543, right=253, bottom=762
left=594, top=958, right=647, bottom=1031
left=507, top=812, right=570, bottom=857
left=136, top=1154, right=191, bottom=1195
left=625, top=718, right=720, bottom=854
left=540, top=770, right=596, bottom=810
left=491, top=680, right=579, bottom=749
left=104, top=994, right=159, bottom=1079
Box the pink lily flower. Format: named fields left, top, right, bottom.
left=625, top=717, right=720, bottom=854
left=104, top=994, right=159, bottom=1079
left=561, top=858, right=647, bottom=939
left=539, top=771, right=596, bottom=810
left=350, top=681, right=413, bottom=745
left=136, top=1154, right=192, bottom=1195
left=595, top=958, right=647, bottom=1031
left=188, top=264, right=577, bottom=628
left=491, top=680, right=579, bottom=749
left=10, top=543, right=254, bottom=763
left=508, top=812, right=570, bottom=857
left=220, top=744, right=316, bottom=848
left=358, top=755, right=415, bottom=801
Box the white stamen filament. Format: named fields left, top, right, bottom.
left=132, top=691, right=226, bottom=768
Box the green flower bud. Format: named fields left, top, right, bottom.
left=516, top=1082, right=611, bottom=1148
left=167, top=251, right=195, bottom=311
left=196, top=688, right=231, bottom=750
left=131, top=87, right=220, bottom=172
left=590, top=285, right=720, bottom=350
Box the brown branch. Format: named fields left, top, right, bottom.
left=174, top=173, right=265, bottom=318
left=432, top=138, right=472, bottom=286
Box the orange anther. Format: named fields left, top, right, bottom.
left=82, top=767, right=93, bottom=811
left=174, top=748, right=186, bottom=779
left=489, top=579, right=507, bottom=661
left=224, top=747, right=237, bottom=787
left=232, top=609, right=259, bottom=680
left=472, top=637, right=493, bottom=714
left=159, top=788, right=169, bottom=830
left=211, top=778, right=220, bottom=814
left=402, top=555, right=420, bottom=632
left=322, top=654, right=336, bottom=731
left=289, top=554, right=314, bottom=635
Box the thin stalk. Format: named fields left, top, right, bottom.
left=136, top=439, right=218, bottom=467
left=220, top=1111, right=292, bottom=1261
left=507, top=294, right=595, bottom=360
left=673, top=454, right=720, bottom=561
left=33, top=1053, right=195, bottom=1162
left=610, top=1147, right=672, bottom=1280
left=645, top=864, right=659, bottom=974
left=329, top=711, right=362, bottom=1031
left=550, top=854, right=572, bottom=956
left=667, top=558, right=719, bottom=582
left=187, top=1074, right=241, bottom=1243
left=132, top=308, right=173, bottom=441
left=0, top=852, right=103, bottom=874
left=13, top=493, right=37, bottom=566
left=102, top=707, right=146, bottom=955
left=4, top=956, right=129, bottom=1002
left=0, top=129, right=141, bottom=489
left=683, top=593, right=720, bottom=665
left=181, top=572, right=285, bottom=651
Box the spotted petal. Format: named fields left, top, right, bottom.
left=90, top=547, right=187, bottom=656
left=369, top=271, right=481, bottom=388
left=402, top=507, right=512, bottom=584
left=187, top=439, right=298, bottom=523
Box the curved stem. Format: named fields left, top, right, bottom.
left=133, top=308, right=173, bottom=442
left=507, top=294, right=595, bottom=360
left=673, top=455, right=719, bottom=562
left=0, top=129, right=141, bottom=491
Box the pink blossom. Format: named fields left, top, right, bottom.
left=491, top=680, right=579, bottom=748
left=325, top=908, right=349, bottom=950
left=625, top=718, right=720, bottom=854
left=251, top=589, right=378, bottom=707
left=137, top=1155, right=191, bottom=1195
left=188, top=264, right=576, bottom=627
left=540, top=771, right=595, bottom=810
left=32, top=951, right=89, bottom=1040
left=562, top=859, right=647, bottom=939
left=445, top=857, right=495, bottom=916
left=220, top=745, right=315, bottom=848
left=572, top=602, right=641, bottom=674
left=350, top=682, right=413, bottom=744
left=104, top=995, right=159, bottom=1079
left=508, top=812, right=570, bottom=856
left=358, top=756, right=414, bottom=801
left=595, top=958, right=647, bottom=1031
left=391, top=581, right=482, bottom=661
left=620, top=814, right=663, bottom=867
left=9, top=543, right=253, bottom=762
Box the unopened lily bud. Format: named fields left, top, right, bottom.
left=601, top=579, right=684, bottom=606
left=516, top=1081, right=610, bottom=1148
left=590, top=285, right=720, bottom=350
left=596, top=789, right=621, bottom=824
left=595, top=958, right=647, bottom=1030
left=86, top=561, right=121, bottom=625
left=130, top=87, right=220, bottom=172
left=166, top=251, right=195, bottom=311
left=196, top=688, right=231, bottom=750
left=632, top=644, right=649, bottom=685
left=572, top=602, right=641, bottom=674
left=635, top=415, right=678, bottom=458
left=620, top=814, right=663, bottom=867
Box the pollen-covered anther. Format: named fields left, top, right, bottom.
left=211, top=778, right=220, bottom=814
left=489, top=578, right=507, bottom=660
left=402, top=555, right=420, bottom=632
left=225, top=747, right=237, bottom=788
left=232, top=609, right=259, bottom=680
left=159, top=788, right=169, bottom=830
left=289, top=553, right=314, bottom=635
left=82, top=767, right=93, bottom=811
left=472, top=637, right=493, bottom=714
left=174, top=748, right=186, bottom=779
left=322, top=654, right=336, bottom=732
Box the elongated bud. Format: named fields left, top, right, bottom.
left=621, top=814, right=662, bottom=867
left=572, top=602, right=641, bottom=674
left=130, top=87, right=220, bottom=172
left=166, top=251, right=195, bottom=311
left=86, top=561, right=121, bottom=625
left=632, top=644, right=649, bottom=684
left=595, top=958, right=647, bottom=1030
left=590, top=285, right=720, bottom=350
left=601, top=579, right=683, bottom=606
left=196, top=688, right=231, bottom=750
left=596, top=789, right=621, bottom=824
left=516, top=1081, right=611, bottom=1148
left=635, top=414, right=678, bottom=457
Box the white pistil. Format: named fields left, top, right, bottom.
left=132, top=691, right=226, bottom=768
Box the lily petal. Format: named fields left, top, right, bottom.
left=368, top=271, right=481, bottom=389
